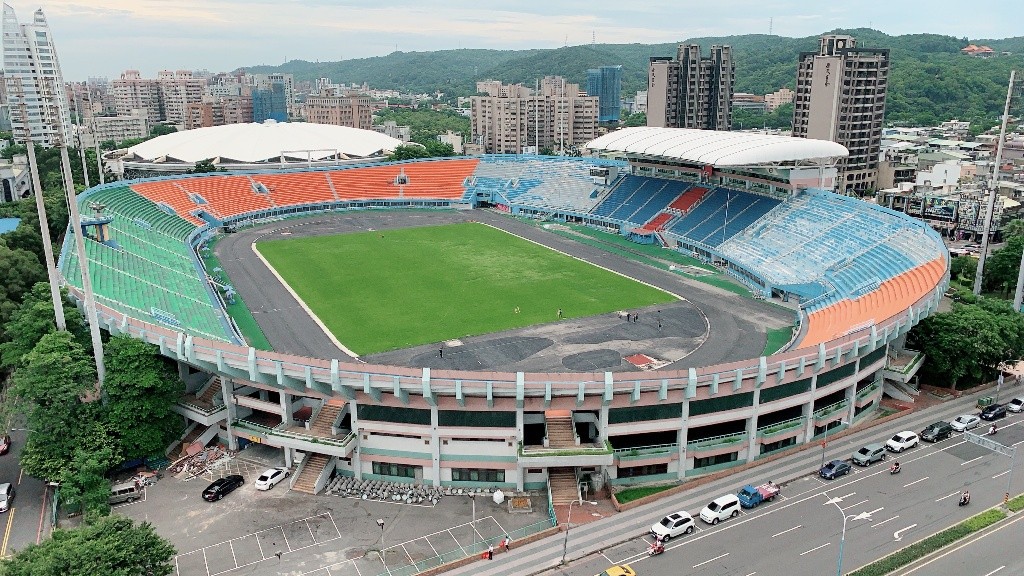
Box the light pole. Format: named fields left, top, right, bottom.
left=560, top=499, right=597, bottom=565
left=376, top=518, right=390, bottom=576
left=469, top=493, right=476, bottom=544
left=825, top=495, right=872, bottom=576
left=821, top=419, right=849, bottom=471
left=995, top=360, right=1020, bottom=403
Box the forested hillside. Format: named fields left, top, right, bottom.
left=246, top=28, right=1024, bottom=129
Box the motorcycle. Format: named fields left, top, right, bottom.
left=958, top=493, right=970, bottom=507
left=889, top=464, right=901, bottom=475
left=648, top=540, right=665, bottom=556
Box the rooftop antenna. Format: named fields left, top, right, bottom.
left=592, top=31, right=596, bottom=46
left=564, top=34, right=568, bottom=48
left=769, top=17, right=773, bottom=36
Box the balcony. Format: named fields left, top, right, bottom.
left=756, top=417, right=805, bottom=442
left=686, top=432, right=747, bottom=457
left=518, top=440, right=614, bottom=468
left=883, top=350, right=925, bottom=384
left=855, top=382, right=882, bottom=407
left=613, top=443, right=678, bottom=465
left=232, top=419, right=356, bottom=458
left=813, top=401, right=849, bottom=425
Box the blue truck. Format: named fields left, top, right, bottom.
left=736, top=482, right=780, bottom=508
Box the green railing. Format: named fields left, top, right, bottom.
left=613, top=443, right=678, bottom=462
left=232, top=419, right=355, bottom=449
left=687, top=432, right=747, bottom=451
left=177, top=397, right=226, bottom=415
left=756, top=417, right=804, bottom=439
left=856, top=382, right=881, bottom=400
left=813, top=400, right=848, bottom=421
left=519, top=439, right=613, bottom=457
left=886, top=351, right=924, bottom=374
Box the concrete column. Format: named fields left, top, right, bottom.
left=279, top=392, right=291, bottom=426
left=515, top=407, right=525, bottom=490
left=284, top=447, right=293, bottom=468
left=350, top=399, right=362, bottom=480
left=677, top=401, right=690, bottom=480
left=845, top=382, right=857, bottom=424
left=222, top=378, right=238, bottom=451
left=177, top=361, right=189, bottom=381
left=805, top=376, right=818, bottom=440
left=746, top=388, right=761, bottom=463
left=430, top=406, right=441, bottom=487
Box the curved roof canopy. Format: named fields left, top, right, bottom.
left=586, top=127, right=848, bottom=166
left=124, top=121, right=405, bottom=164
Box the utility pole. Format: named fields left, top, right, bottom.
left=72, top=89, right=90, bottom=188
left=974, top=70, right=1016, bottom=295
left=7, top=78, right=66, bottom=330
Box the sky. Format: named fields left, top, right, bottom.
left=5, top=0, right=1020, bottom=80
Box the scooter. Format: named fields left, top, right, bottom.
left=958, top=494, right=970, bottom=507
left=648, top=540, right=665, bottom=556
left=889, top=464, right=901, bottom=475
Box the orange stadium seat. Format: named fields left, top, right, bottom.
left=254, top=172, right=336, bottom=206
left=130, top=180, right=206, bottom=226
left=800, top=257, right=946, bottom=348
left=642, top=212, right=673, bottom=231
left=177, top=175, right=273, bottom=218
left=329, top=159, right=479, bottom=200
left=669, top=186, right=709, bottom=212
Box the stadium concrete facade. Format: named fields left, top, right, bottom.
left=60, top=128, right=948, bottom=498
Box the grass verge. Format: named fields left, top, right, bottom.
left=201, top=240, right=273, bottom=351
left=762, top=326, right=796, bottom=355
left=1007, top=493, right=1024, bottom=512
left=848, top=508, right=1007, bottom=576
left=257, top=222, right=676, bottom=355
left=615, top=484, right=677, bottom=504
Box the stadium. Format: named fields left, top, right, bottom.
left=59, top=126, right=948, bottom=502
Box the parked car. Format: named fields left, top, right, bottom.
left=598, top=566, right=636, bottom=576
left=920, top=421, right=954, bottom=443
left=851, top=444, right=886, bottom=466
left=109, top=481, right=142, bottom=505
left=885, top=431, right=919, bottom=452
left=819, top=459, right=852, bottom=480
left=1008, top=397, right=1024, bottom=413
left=699, top=494, right=741, bottom=525
left=981, top=404, right=1007, bottom=421
left=951, top=414, right=981, bottom=432
left=0, top=435, right=10, bottom=456
left=0, top=483, right=14, bottom=512
left=651, top=511, right=695, bottom=540
left=202, top=475, right=244, bottom=501
left=254, top=467, right=289, bottom=491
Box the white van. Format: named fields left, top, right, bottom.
left=699, top=494, right=741, bottom=525
left=109, top=481, right=142, bottom=505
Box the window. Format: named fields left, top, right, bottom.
left=372, top=462, right=418, bottom=479
left=693, top=452, right=738, bottom=469
left=617, top=463, right=668, bottom=478
left=451, top=468, right=505, bottom=483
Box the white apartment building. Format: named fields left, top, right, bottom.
left=1, top=3, right=72, bottom=147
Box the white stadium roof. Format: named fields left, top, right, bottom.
left=586, top=127, right=848, bottom=166
left=123, top=121, right=405, bottom=164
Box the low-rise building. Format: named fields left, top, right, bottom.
left=437, top=131, right=463, bottom=154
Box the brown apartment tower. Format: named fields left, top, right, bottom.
left=647, top=44, right=734, bottom=130
left=792, top=35, right=890, bottom=195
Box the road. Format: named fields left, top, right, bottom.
left=441, top=391, right=1024, bottom=576
left=0, top=429, right=50, bottom=558
left=892, top=505, right=1024, bottom=576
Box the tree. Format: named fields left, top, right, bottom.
left=150, top=124, right=177, bottom=137
left=0, top=515, right=176, bottom=576
left=948, top=255, right=977, bottom=285
left=0, top=240, right=47, bottom=328
left=58, top=447, right=114, bottom=520
left=623, top=112, right=646, bottom=127
left=103, top=336, right=183, bottom=461
left=982, top=235, right=1024, bottom=295
left=1002, top=218, right=1024, bottom=241
left=0, top=283, right=89, bottom=370
left=423, top=140, right=456, bottom=157
left=387, top=144, right=431, bottom=161
left=186, top=158, right=221, bottom=174
left=9, top=331, right=107, bottom=481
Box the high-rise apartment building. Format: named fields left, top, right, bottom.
left=112, top=70, right=163, bottom=124
left=1, top=3, right=72, bottom=147
left=248, top=73, right=295, bottom=118
left=470, top=76, right=598, bottom=154
left=586, top=65, right=622, bottom=123
left=185, top=97, right=252, bottom=130
left=647, top=44, right=734, bottom=131
left=792, top=34, right=890, bottom=195
left=302, top=87, right=373, bottom=129
left=252, top=83, right=288, bottom=123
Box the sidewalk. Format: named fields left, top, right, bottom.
left=439, top=389, right=992, bottom=576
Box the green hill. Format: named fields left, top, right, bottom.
left=245, top=28, right=1024, bottom=129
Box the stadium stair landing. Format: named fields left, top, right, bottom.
left=548, top=467, right=581, bottom=505
left=292, top=453, right=331, bottom=494
left=546, top=416, right=576, bottom=448
left=308, top=404, right=342, bottom=437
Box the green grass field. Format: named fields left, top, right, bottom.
left=256, top=222, right=676, bottom=355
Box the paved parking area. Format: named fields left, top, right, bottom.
left=115, top=450, right=550, bottom=576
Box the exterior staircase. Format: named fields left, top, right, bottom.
left=169, top=424, right=212, bottom=459
left=548, top=467, right=580, bottom=505
left=292, top=453, right=330, bottom=494
left=546, top=415, right=576, bottom=449
left=309, top=404, right=342, bottom=437
left=197, top=378, right=223, bottom=406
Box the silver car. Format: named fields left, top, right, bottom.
left=0, top=483, right=14, bottom=513
left=950, top=414, right=981, bottom=432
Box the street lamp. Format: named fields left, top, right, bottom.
left=560, top=499, right=597, bottom=565
left=995, top=360, right=1020, bottom=403
left=376, top=518, right=390, bottom=576
left=825, top=495, right=872, bottom=576
left=469, top=493, right=476, bottom=544
left=821, top=419, right=849, bottom=471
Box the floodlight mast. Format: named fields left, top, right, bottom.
left=974, top=70, right=1016, bottom=296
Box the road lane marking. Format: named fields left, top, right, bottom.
left=800, top=543, right=830, bottom=555
left=935, top=491, right=962, bottom=502
left=992, top=470, right=1010, bottom=478
left=744, top=573, right=756, bottom=576
left=692, top=552, right=728, bottom=568
left=16, top=469, right=23, bottom=486
left=961, top=456, right=984, bottom=466
left=896, top=514, right=1024, bottom=575
left=871, top=515, right=900, bottom=528
left=840, top=499, right=868, bottom=510
left=837, top=492, right=856, bottom=499
left=0, top=507, right=14, bottom=557
left=866, top=507, right=885, bottom=515
left=902, top=477, right=929, bottom=487
left=893, top=524, right=917, bottom=541
left=982, top=568, right=1005, bottom=576
left=771, top=525, right=801, bottom=538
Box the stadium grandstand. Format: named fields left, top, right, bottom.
left=58, top=127, right=947, bottom=502
left=106, top=120, right=406, bottom=179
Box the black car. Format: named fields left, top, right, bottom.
left=202, top=475, right=244, bottom=501
left=819, top=459, right=852, bottom=480
left=980, top=404, right=1007, bottom=421
left=920, top=421, right=954, bottom=442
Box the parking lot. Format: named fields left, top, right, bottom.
left=115, top=447, right=550, bottom=576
